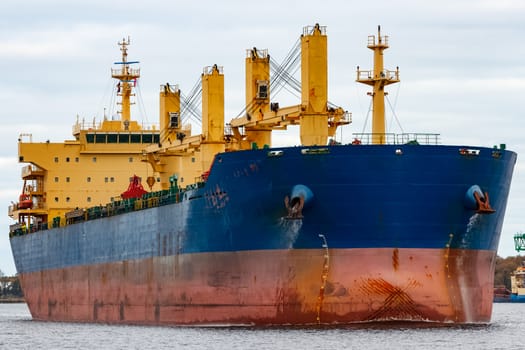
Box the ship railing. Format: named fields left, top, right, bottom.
left=160, top=83, right=179, bottom=93
left=9, top=221, right=48, bottom=237
left=303, top=24, right=327, bottom=36
left=336, top=111, right=352, bottom=123
left=367, top=34, right=389, bottom=47
left=21, top=165, right=45, bottom=178
left=246, top=48, right=268, bottom=59
left=397, top=133, right=440, bottom=145
left=9, top=223, right=23, bottom=236
left=38, top=186, right=185, bottom=232
left=110, top=67, right=141, bottom=77
left=203, top=65, right=224, bottom=75
left=8, top=204, right=16, bottom=218
left=72, top=119, right=159, bottom=134
left=10, top=185, right=184, bottom=236
left=8, top=196, right=47, bottom=221
left=356, top=69, right=399, bottom=81
left=352, top=133, right=440, bottom=145
left=18, top=133, right=33, bottom=143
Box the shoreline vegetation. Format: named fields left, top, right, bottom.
left=0, top=297, right=25, bottom=303
left=0, top=275, right=23, bottom=302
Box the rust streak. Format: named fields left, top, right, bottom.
left=358, top=277, right=424, bottom=321
left=315, top=234, right=330, bottom=324
left=392, top=248, right=399, bottom=271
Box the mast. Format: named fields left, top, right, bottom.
left=356, top=26, right=400, bottom=144
left=111, top=37, right=140, bottom=126
left=201, top=64, right=225, bottom=172
left=300, top=24, right=329, bottom=146
left=228, top=24, right=349, bottom=149
left=244, top=47, right=271, bottom=148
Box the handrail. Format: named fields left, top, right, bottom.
left=356, top=69, right=399, bottom=81
left=9, top=182, right=204, bottom=236
left=111, top=68, right=140, bottom=77
left=72, top=120, right=159, bottom=134
left=352, top=133, right=440, bottom=145
left=367, top=34, right=389, bottom=47
left=21, top=164, right=44, bottom=177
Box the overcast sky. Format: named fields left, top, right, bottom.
left=0, top=0, right=524, bottom=275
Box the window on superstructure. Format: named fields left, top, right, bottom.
left=54, top=177, right=59, bottom=182
left=66, top=157, right=70, bottom=162
left=87, top=177, right=91, bottom=183
left=129, top=157, right=133, bottom=163
left=142, top=134, right=153, bottom=143
left=169, top=113, right=180, bottom=128
left=191, top=157, right=195, bottom=163
left=87, top=197, right=91, bottom=203
left=131, top=134, right=141, bottom=143
left=92, top=157, right=97, bottom=163
left=54, top=197, right=58, bottom=202
left=75, top=157, right=79, bottom=162
left=54, top=157, right=58, bottom=163
left=66, top=177, right=70, bottom=183
left=110, top=177, right=114, bottom=182
left=95, top=134, right=106, bottom=143
left=105, top=177, right=108, bottom=183
left=119, top=134, right=129, bottom=143
left=107, top=133, right=118, bottom=143
left=66, top=197, right=70, bottom=202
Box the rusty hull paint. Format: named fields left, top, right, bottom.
left=19, top=248, right=495, bottom=325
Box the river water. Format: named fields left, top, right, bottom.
left=0, top=303, right=522, bottom=349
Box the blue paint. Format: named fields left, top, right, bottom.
left=510, top=295, right=525, bottom=303
left=464, top=184, right=484, bottom=210
left=10, top=144, right=517, bottom=274
left=290, top=184, right=314, bottom=205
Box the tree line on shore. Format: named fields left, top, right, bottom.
left=494, top=255, right=524, bottom=290
left=0, top=278, right=23, bottom=299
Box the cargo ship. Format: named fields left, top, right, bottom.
left=493, top=263, right=525, bottom=303
left=509, top=264, right=525, bottom=302
left=8, top=25, right=516, bottom=325
left=494, top=233, right=525, bottom=303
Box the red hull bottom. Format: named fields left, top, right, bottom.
left=19, top=248, right=495, bottom=325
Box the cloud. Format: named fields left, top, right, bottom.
left=479, top=0, right=525, bottom=11
left=407, top=78, right=525, bottom=93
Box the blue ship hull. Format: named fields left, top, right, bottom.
left=494, top=295, right=525, bottom=303
left=10, top=144, right=517, bottom=324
